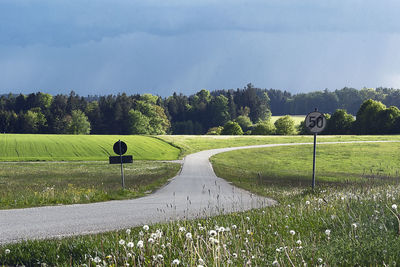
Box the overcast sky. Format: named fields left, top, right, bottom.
left=1, top=0, right=400, bottom=96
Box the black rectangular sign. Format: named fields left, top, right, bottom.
left=109, top=155, right=133, bottom=164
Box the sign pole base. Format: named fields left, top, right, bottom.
left=312, top=133, right=317, bottom=190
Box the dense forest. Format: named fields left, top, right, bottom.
left=1, top=84, right=400, bottom=135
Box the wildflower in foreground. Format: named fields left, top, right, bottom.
left=352, top=223, right=357, bottom=229
left=126, top=229, right=131, bottom=235
left=143, top=225, right=149, bottom=231
left=289, top=230, right=296, bottom=235
left=119, top=239, right=125, bottom=245
left=186, top=232, right=193, bottom=240
left=325, top=229, right=331, bottom=236
left=137, top=240, right=144, bottom=248
left=392, top=204, right=397, bottom=210
left=272, top=260, right=279, bottom=266
left=127, top=242, right=134, bottom=248
left=179, top=226, right=186, bottom=232
left=209, top=230, right=217, bottom=237
left=172, top=259, right=180, bottom=265
left=5, top=249, right=10, bottom=254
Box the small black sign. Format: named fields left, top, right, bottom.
left=113, top=140, right=127, bottom=155
left=109, top=155, right=133, bottom=164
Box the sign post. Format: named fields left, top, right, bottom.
left=305, top=109, right=327, bottom=190
left=110, top=140, right=132, bottom=189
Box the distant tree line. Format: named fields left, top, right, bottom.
left=1, top=84, right=400, bottom=135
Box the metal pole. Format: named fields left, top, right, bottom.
left=312, top=133, right=317, bottom=190
left=119, top=140, right=125, bottom=189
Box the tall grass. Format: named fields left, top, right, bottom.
left=0, top=161, right=180, bottom=209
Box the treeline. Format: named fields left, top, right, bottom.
left=1, top=84, right=400, bottom=135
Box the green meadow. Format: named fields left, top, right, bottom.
left=159, top=134, right=400, bottom=157
left=210, top=142, right=400, bottom=186
left=0, top=161, right=181, bottom=209
left=2, top=140, right=400, bottom=266
left=0, top=134, right=180, bottom=161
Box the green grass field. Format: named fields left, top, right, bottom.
left=2, top=141, right=400, bottom=265
left=159, top=135, right=400, bottom=157
left=210, top=142, right=400, bottom=186
left=0, top=134, right=180, bottom=161
left=0, top=161, right=181, bottom=209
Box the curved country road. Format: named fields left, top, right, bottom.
left=0, top=140, right=397, bottom=244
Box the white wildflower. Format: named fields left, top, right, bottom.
left=232, top=224, right=237, bottom=229
left=143, top=225, right=149, bottom=231
left=137, top=240, right=144, bottom=248
left=179, top=227, right=186, bottom=232
left=246, top=216, right=250, bottom=221
left=126, top=229, right=131, bottom=235
left=127, top=242, right=134, bottom=248
left=305, top=200, right=310, bottom=205
left=272, top=260, right=279, bottom=266
left=209, top=230, right=217, bottom=236
left=325, top=229, right=331, bottom=236
left=186, top=232, right=193, bottom=240
left=148, top=238, right=155, bottom=244
left=5, top=249, right=10, bottom=254
left=93, top=256, right=101, bottom=263
left=352, top=223, right=357, bottom=229
left=289, top=230, right=296, bottom=235
left=119, top=239, right=125, bottom=245
left=172, top=259, right=180, bottom=265
left=392, top=204, right=398, bottom=210
left=296, top=240, right=302, bottom=245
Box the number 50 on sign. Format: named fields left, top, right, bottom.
left=305, top=111, right=326, bottom=133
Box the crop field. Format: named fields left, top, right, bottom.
left=0, top=161, right=181, bottom=209
left=0, top=134, right=180, bottom=161
left=2, top=139, right=400, bottom=265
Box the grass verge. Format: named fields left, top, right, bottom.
left=0, top=161, right=181, bottom=209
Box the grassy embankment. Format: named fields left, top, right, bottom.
left=0, top=134, right=181, bottom=209
left=2, top=139, right=400, bottom=265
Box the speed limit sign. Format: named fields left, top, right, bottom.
left=305, top=111, right=326, bottom=133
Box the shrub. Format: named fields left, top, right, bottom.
left=221, top=121, right=243, bottom=135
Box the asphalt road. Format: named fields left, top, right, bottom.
left=0, top=140, right=397, bottom=244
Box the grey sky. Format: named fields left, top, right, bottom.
left=1, top=0, right=400, bottom=96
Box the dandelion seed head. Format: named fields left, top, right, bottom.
left=246, top=216, right=250, bottom=221
left=325, top=229, right=331, bottom=236
left=179, top=226, right=186, bottom=232
left=4, top=249, right=10, bottom=254
left=305, top=201, right=310, bottom=205
left=296, top=240, right=302, bottom=245
left=93, top=256, right=101, bottom=263
left=318, top=258, right=323, bottom=263
left=186, top=232, right=193, bottom=240
left=127, top=242, right=134, bottom=248
left=148, top=237, right=155, bottom=244
left=137, top=240, right=144, bottom=248
left=172, top=259, right=180, bottom=265
left=233, top=253, right=238, bottom=258
left=392, top=204, right=398, bottom=210
left=143, top=225, right=149, bottom=231
left=289, top=230, right=296, bottom=235
left=209, top=230, right=217, bottom=237
left=119, top=239, right=125, bottom=245
left=272, top=260, right=279, bottom=266
left=126, top=229, right=131, bottom=234
left=232, top=224, right=237, bottom=229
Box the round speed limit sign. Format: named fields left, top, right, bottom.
left=305, top=111, right=326, bottom=133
